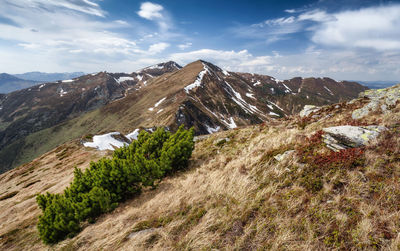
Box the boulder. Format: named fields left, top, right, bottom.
left=300, top=105, right=320, bottom=118
left=322, top=125, right=386, bottom=151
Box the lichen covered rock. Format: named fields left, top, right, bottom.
left=352, top=84, right=400, bottom=119
left=322, top=125, right=386, bottom=151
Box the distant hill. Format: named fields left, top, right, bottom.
left=353, top=80, right=398, bottom=89
left=13, top=71, right=85, bottom=82
left=0, top=73, right=39, bottom=93
left=0, top=72, right=87, bottom=93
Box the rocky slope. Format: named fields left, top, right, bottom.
left=0, top=84, right=398, bottom=250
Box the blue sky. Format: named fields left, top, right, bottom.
left=0, top=0, right=399, bottom=81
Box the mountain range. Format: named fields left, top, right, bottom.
left=0, top=74, right=40, bottom=94
left=0, top=72, right=85, bottom=94
left=0, top=73, right=399, bottom=250
left=0, top=60, right=367, bottom=173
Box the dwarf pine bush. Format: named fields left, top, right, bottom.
left=37, top=126, right=194, bottom=244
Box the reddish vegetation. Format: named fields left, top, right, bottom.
left=313, top=148, right=365, bottom=169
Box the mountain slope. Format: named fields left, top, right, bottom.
left=0, top=60, right=366, bottom=173
left=0, top=84, right=399, bottom=250
left=0, top=61, right=181, bottom=172
left=0, top=73, right=39, bottom=93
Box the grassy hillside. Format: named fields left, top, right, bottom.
left=0, top=85, right=399, bottom=250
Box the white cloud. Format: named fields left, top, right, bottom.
left=178, top=42, right=192, bottom=50
left=148, top=42, right=170, bottom=54
left=169, top=47, right=400, bottom=81
left=285, top=9, right=296, bottom=13
left=265, top=16, right=296, bottom=26
left=298, top=10, right=333, bottom=22
left=137, top=2, right=164, bottom=20
left=0, top=0, right=177, bottom=72
left=136, top=2, right=172, bottom=32
left=310, top=5, right=400, bottom=51
left=5, top=0, right=106, bottom=17
left=170, top=49, right=275, bottom=73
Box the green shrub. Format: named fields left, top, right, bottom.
left=37, top=194, right=80, bottom=244
left=36, top=126, right=194, bottom=244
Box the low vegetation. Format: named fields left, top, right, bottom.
left=36, top=126, right=195, bottom=244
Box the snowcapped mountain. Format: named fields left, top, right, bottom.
left=0, top=60, right=366, bottom=172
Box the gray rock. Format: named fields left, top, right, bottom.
left=274, top=150, right=295, bottom=161
left=352, top=85, right=400, bottom=119
left=300, top=105, right=320, bottom=118
left=352, top=100, right=380, bottom=119
left=322, top=125, right=386, bottom=151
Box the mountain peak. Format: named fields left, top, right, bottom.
left=139, top=61, right=182, bottom=72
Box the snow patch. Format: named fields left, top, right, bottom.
left=222, top=70, right=230, bottom=76
left=221, top=117, right=237, bottom=129
left=324, top=86, right=334, bottom=96
left=83, top=132, right=128, bottom=150
left=157, top=109, right=164, bottom=114
left=39, top=84, right=45, bottom=89
left=117, top=76, right=134, bottom=83
left=205, top=124, right=220, bottom=134
left=62, top=79, right=74, bottom=83
left=253, top=80, right=261, bottom=86
left=282, top=83, right=292, bottom=93
left=269, top=112, right=280, bottom=116
left=149, top=97, right=166, bottom=111
left=126, top=129, right=139, bottom=141
left=268, top=101, right=285, bottom=112
left=184, top=63, right=209, bottom=93
left=224, top=81, right=261, bottom=114
left=59, top=88, right=68, bottom=97
left=136, top=74, right=143, bottom=81
left=272, top=77, right=283, bottom=83
left=246, top=93, right=255, bottom=99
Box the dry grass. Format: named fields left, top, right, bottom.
left=0, top=97, right=399, bottom=250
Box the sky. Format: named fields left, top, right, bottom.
left=0, top=0, right=399, bottom=81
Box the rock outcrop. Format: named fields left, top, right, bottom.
left=322, top=125, right=386, bottom=151
left=352, top=84, right=400, bottom=119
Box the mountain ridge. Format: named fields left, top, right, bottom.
left=0, top=59, right=367, bottom=173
